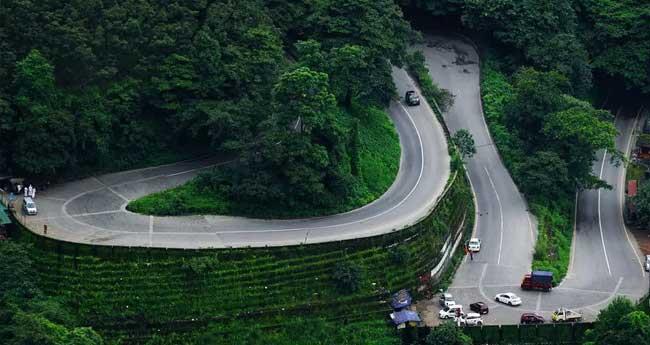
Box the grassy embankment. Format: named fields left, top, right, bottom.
left=127, top=106, right=400, bottom=218
left=18, top=169, right=472, bottom=343
left=480, top=59, right=572, bottom=283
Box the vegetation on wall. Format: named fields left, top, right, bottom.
left=3, top=169, right=472, bottom=343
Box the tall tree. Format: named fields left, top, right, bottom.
left=12, top=50, right=74, bottom=176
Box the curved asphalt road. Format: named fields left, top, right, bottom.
left=421, top=35, right=648, bottom=324
left=18, top=68, right=450, bottom=249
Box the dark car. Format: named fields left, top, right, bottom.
left=405, top=91, right=420, bottom=106
left=469, top=302, right=489, bottom=315
left=520, top=313, right=545, bottom=324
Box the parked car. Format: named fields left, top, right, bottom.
left=520, top=313, right=545, bottom=324
left=439, top=304, right=464, bottom=319
left=644, top=255, right=650, bottom=272
left=469, top=302, right=489, bottom=314
left=439, top=292, right=454, bottom=307
left=551, top=307, right=582, bottom=322
left=405, top=90, right=420, bottom=106
left=22, top=197, right=37, bottom=215
left=467, top=238, right=481, bottom=252
left=495, top=292, right=522, bottom=306
left=456, top=312, right=483, bottom=326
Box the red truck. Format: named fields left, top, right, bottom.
left=521, top=271, right=553, bottom=291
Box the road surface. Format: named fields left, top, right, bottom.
left=17, top=68, right=451, bottom=249
left=420, top=34, right=648, bottom=324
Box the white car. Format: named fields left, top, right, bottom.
left=644, top=255, right=650, bottom=272
left=495, top=292, right=522, bottom=306
left=439, top=304, right=464, bottom=319
left=456, top=312, right=483, bottom=326
left=439, top=292, right=454, bottom=307
left=22, top=197, right=37, bottom=215
left=468, top=238, right=481, bottom=252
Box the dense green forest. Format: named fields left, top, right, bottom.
left=0, top=0, right=415, bottom=214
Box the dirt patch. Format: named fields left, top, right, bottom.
left=415, top=299, right=442, bottom=327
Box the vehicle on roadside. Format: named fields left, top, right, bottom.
left=520, top=313, right=545, bottom=324
left=405, top=90, right=420, bottom=106
left=495, top=292, right=522, bottom=306
left=467, top=238, right=481, bottom=252
left=469, top=302, right=489, bottom=314
left=439, top=304, right=464, bottom=319
left=456, top=312, right=483, bottom=326
left=551, top=307, right=582, bottom=322
left=439, top=292, right=454, bottom=307
left=521, top=270, right=553, bottom=291
left=644, top=255, right=650, bottom=272
left=22, top=197, right=37, bottom=215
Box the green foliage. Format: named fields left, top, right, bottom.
left=479, top=58, right=618, bottom=283
left=0, top=240, right=104, bottom=345
left=633, top=182, right=650, bottom=229
left=128, top=106, right=399, bottom=218
left=463, top=0, right=592, bottom=95
left=389, top=246, right=411, bottom=265
left=578, top=0, right=650, bottom=93
left=451, top=129, right=475, bottom=160
left=584, top=297, right=650, bottom=345
left=426, top=322, right=473, bottom=345
left=0, top=0, right=414, bottom=211
left=332, top=261, right=364, bottom=293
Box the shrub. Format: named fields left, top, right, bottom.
left=332, top=261, right=363, bottom=293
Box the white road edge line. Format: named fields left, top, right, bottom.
left=597, top=149, right=613, bottom=276
left=148, top=215, right=154, bottom=247
left=62, top=101, right=430, bottom=237
left=484, top=166, right=504, bottom=265
left=619, top=109, right=646, bottom=277
left=562, top=191, right=579, bottom=286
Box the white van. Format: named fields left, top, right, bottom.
left=23, top=197, right=37, bottom=215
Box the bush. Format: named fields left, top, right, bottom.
left=332, top=261, right=364, bottom=293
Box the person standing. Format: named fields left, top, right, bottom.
left=31, top=187, right=36, bottom=199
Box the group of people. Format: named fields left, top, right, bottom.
left=18, top=184, right=36, bottom=199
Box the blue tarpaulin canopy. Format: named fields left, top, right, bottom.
left=390, top=310, right=421, bottom=325
left=390, top=289, right=412, bottom=310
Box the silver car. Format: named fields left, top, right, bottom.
left=644, top=255, right=650, bottom=272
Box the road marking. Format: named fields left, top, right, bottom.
left=526, top=211, right=535, bottom=247
left=535, top=293, right=542, bottom=311
left=618, top=109, right=647, bottom=277
left=597, top=149, right=613, bottom=276
left=484, top=166, right=504, bottom=265
left=71, top=209, right=124, bottom=218
left=148, top=215, right=154, bottom=247
left=465, top=170, right=479, bottom=239
left=562, top=191, right=579, bottom=286
left=93, top=177, right=131, bottom=202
